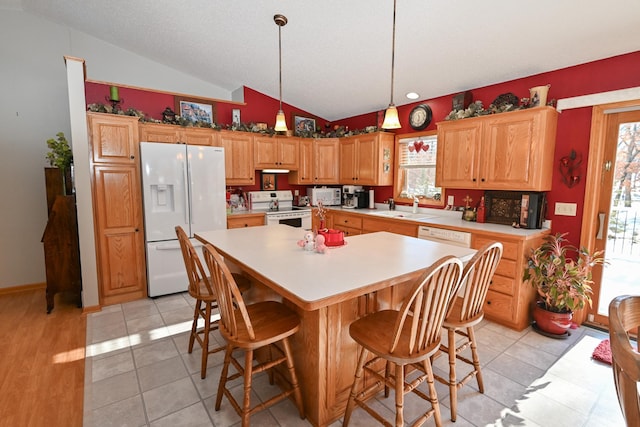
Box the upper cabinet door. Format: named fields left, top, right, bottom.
left=254, top=136, right=299, bottom=169
left=314, top=138, right=339, bottom=184
left=277, top=137, right=299, bottom=169
left=435, top=120, right=483, bottom=188
left=482, top=108, right=557, bottom=191
left=139, top=123, right=181, bottom=144
left=436, top=107, right=557, bottom=191
left=88, top=113, right=139, bottom=164
left=219, top=131, right=254, bottom=185
left=339, top=137, right=357, bottom=183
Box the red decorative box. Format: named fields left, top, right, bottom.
left=318, top=229, right=345, bottom=247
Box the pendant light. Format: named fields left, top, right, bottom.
left=274, top=14, right=288, bottom=132
left=381, top=0, right=401, bottom=129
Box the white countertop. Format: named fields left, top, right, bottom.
left=330, top=204, right=549, bottom=238
left=196, top=225, right=476, bottom=310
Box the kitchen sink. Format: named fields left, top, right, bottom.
left=369, top=211, right=437, bottom=220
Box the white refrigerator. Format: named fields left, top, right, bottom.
left=140, top=142, right=226, bottom=297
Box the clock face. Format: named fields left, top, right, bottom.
left=409, top=104, right=432, bottom=130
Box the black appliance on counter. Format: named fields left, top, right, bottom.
left=354, top=189, right=369, bottom=209
left=484, top=191, right=546, bottom=229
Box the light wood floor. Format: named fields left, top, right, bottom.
left=0, top=288, right=85, bottom=427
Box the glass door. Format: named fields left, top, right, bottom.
left=588, top=109, right=640, bottom=327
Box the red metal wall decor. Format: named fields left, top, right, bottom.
left=559, top=150, right=582, bottom=188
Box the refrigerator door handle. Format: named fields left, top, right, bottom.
left=187, top=158, right=194, bottom=226
left=182, top=160, right=190, bottom=226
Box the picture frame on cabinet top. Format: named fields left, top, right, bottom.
left=232, top=108, right=241, bottom=125
left=174, top=95, right=216, bottom=124
left=292, top=113, right=316, bottom=136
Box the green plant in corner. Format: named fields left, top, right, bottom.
left=523, top=232, right=606, bottom=313
left=46, top=132, right=73, bottom=170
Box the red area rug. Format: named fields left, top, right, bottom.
left=592, top=339, right=612, bottom=365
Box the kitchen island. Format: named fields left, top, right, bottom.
left=196, top=225, right=475, bottom=427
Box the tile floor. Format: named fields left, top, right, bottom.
left=83, top=292, right=626, bottom=427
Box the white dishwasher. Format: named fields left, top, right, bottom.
left=417, top=226, right=472, bottom=248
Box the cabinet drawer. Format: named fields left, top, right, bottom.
left=227, top=215, right=265, bottom=229
left=473, top=236, right=519, bottom=260
left=334, top=225, right=361, bottom=237
left=333, top=214, right=362, bottom=229
left=362, top=218, right=417, bottom=237
left=495, top=258, right=517, bottom=278
left=484, top=290, right=515, bottom=324
left=490, top=274, right=515, bottom=295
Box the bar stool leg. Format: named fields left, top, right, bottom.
left=188, top=300, right=200, bottom=353
left=447, top=328, right=457, bottom=421
left=469, top=327, right=484, bottom=393
left=394, top=363, right=405, bottom=427
left=343, top=346, right=369, bottom=426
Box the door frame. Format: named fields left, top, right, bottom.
left=579, top=99, right=640, bottom=326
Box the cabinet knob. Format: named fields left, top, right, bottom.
left=135, top=228, right=139, bottom=232
left=130, top=155, right=135, bottom=160
left=472, top=178, right=477, bottom=182
left=487, top=300, right=491, bottom=305
left=481, top=178, right=485, bottom=182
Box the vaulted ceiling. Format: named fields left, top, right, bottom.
left=6, top=0, right=640, bottom=120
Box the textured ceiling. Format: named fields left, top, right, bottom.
left=8, top=0, right=640, bottom=120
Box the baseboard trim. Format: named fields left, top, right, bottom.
left=0, top=282, right=46, bottom=295
left=82, top=305, right=101, bottom=315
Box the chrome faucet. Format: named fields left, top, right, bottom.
left=412, top=196, right=419, bottom=214
left=388, top=198, right=395, bottom=210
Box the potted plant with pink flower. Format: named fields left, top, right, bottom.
left=523, top=232, right=606, bottom=336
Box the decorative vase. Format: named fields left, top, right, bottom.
left=533, top=301, right=572, bottom=336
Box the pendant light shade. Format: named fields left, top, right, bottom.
left=274, top=110, right=287, bottom=131
left=274, top=14, right=288, bottom=132
left=382, top=0, right=401, bottom=130
left=382, top=104, right=401, bottom=129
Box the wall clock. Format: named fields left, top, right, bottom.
left=409, top=104, right=432, bottom=130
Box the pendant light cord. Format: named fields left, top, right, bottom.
left=389, top=0, right=397, bottom=105
left=278, top=24, right=283, bottom=110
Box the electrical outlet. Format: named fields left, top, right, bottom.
left=447, top=195, right=454, bottom=206
left=294, top=190, right=299, bottom=196
left=555, top=202, right=577, bottom=216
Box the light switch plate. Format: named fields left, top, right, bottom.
left=447, top=195, right=454, bottom=206
left=555, top=202, right=577, bottom=216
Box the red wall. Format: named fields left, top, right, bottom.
left=85, top=84, right=324, bottom=129
left=337, top=51, right=640, bottom=243
left=85, top=51, right=640, bottom=243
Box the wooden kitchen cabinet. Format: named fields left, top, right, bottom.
left=361, top=217, right=417, bottom=237
left=139, top=122, right=218, bottom=146
left=87, top=113, right=147, bottom=306
left=254, top=135, right=299, bottom=169
left=314, top=138, right=340, bottom=184
left=471, top=230, right=548, bottom=330
left=289, top=138, right=339, bottom=185
left=339, top=132, right=394, bottom=186
left=329, top=211, right=363, bottom=236
left=436, top=106, right=558, bottom=191
left=219, top=130, right=255, bottom=186
left=227, top=213, right=265, bottom=229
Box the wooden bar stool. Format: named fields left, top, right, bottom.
left=175, top=226, right=251, bottom=379
left=432, top=241, right=503, bottom=421
left=343, top=256, right=463, bottom=427
left=609, top=295, right=640, bottom=427
left=202, top=243, right=304, bottom=427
